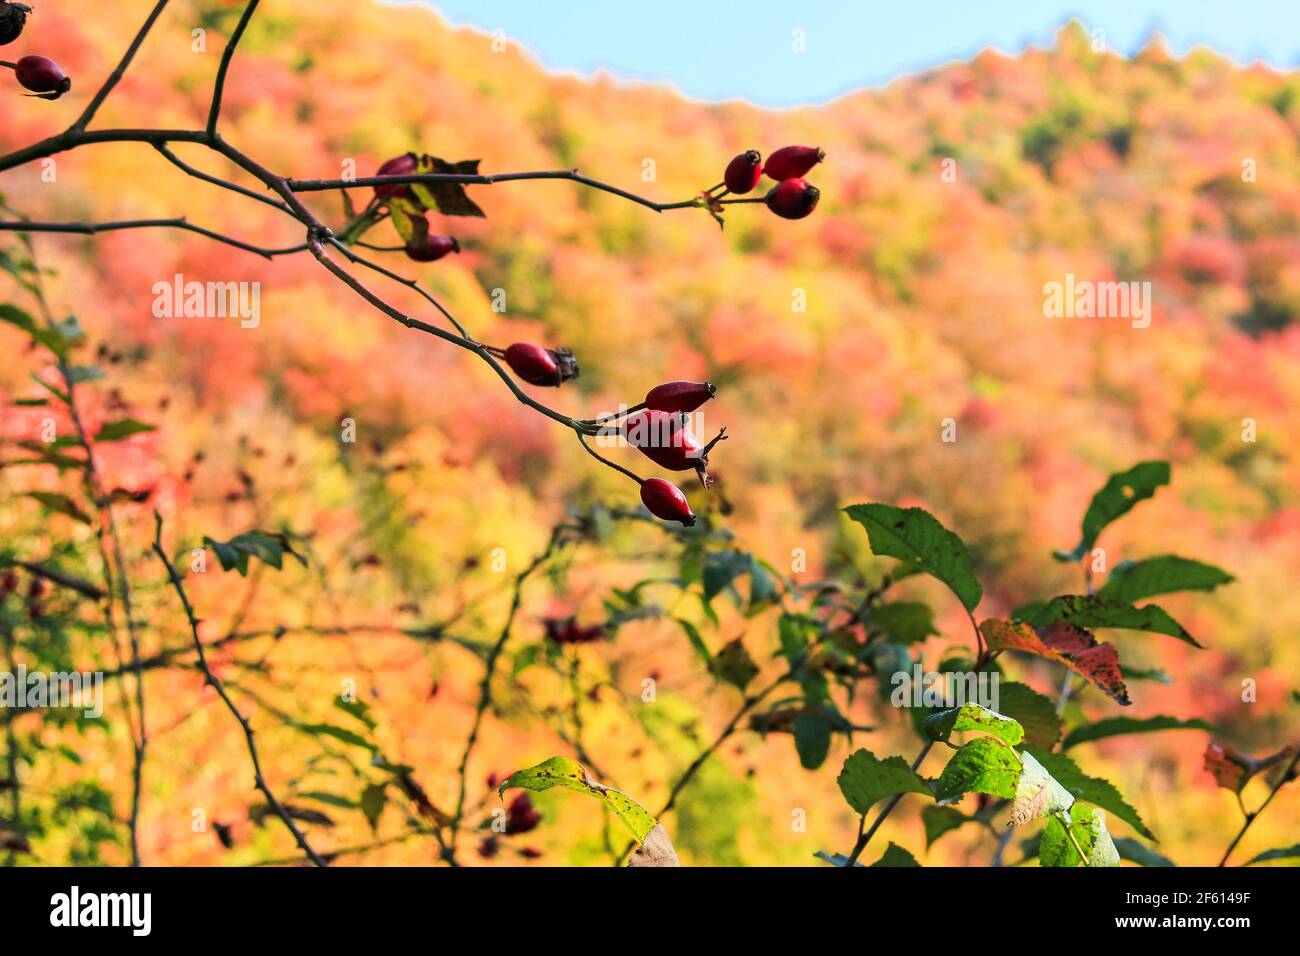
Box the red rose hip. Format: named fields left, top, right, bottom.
left=0, top=3, right=32, bottom=46
left=405, top=233, right=459, bottom=262
left=502, top=342, right=579, bottom=387
left=14, top=55, right=70, bottom=97
left=763, top=145, right=824, bottom=180
left=765, top=178, right=819, bottom=220
left=640, top=478, right=695, bottom=527
left=645, top=380, right=716, bottom=414
left=373, top=152, right=420, bottom=203
left=723, top=150, right=763, bottom=194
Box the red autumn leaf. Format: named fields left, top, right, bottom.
left=980, top=619, right=1131, bottom=706
left=1204, top=741, right=1298, bottom=793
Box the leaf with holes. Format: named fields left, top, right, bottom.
left=981, top=619, right=1131, bottom=706
left=934, top=737, right=1021, bottom=804
left=1014, top=594, right=1199, bottom=647
left=498, top=756, right=657, bottom=844
left=1055, top=460, right=1170, bottom=562
left=924, top=703, right=1024, bottom=747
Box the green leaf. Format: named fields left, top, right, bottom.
left=1097, top=555, right=1234, bottom=603
left=1114, top=837, right=1175, bottom=867
left=65, top=365, right=104, bottom=385
left=93, top=418, right=156, bottom=442
left=1245, top=844, right=1300, bottom=865
left=871, top=842, right=920, bottom=867
left=924, top=703, right=1024, bottom=747
left=297, top=791, right=357, bottom=810
left=1014, top=594, right=1200, bottom=647
left=934, top=737, right=1021, bottom=803
left=1055, top=460, right=1170, bottom=562
left=498, top=756, right=657, bottom=844
left=293, top=722, right=376, bottom=751
left=676, top=618, right=712, bottom=666
left=1040, top=805, right=1120, bottom=867
left=844, top=503, right=982, bottom=611
left=922, top=805, right=970, bottom=848
left=333, top=696, right=376, bottom=729
left=1009, top=751, right=1075, bottom=825
left=777, top=612, right=818, bottom=661
left=793, top=712, right=832, bottom=770
left=0, top=304, right=78, bottom=357
left=996, top=682, right=1062, bottom=749
left=837, top=748, right=932, bottom=815
left=203, top=530, right=300, bottom=576
left=702, top=550, right=767, bottom=608
left=1062, top=715, right=1215, bottom=750
left=709, top=637, right=758, bottom=691
left=870, top=601, right=938, bottom=645
left=360, top=783, right=387, bottom=830
left=1025, top=748, right=1153, bottom=839
left=22, top=491, right=90, bottom=524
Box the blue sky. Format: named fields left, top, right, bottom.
left=418, top=0, right=1299, bottom=107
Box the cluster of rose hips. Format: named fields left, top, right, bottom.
left=719, top=144, right=824, bottom=219
left=482, top=342, right=719, bottom=526
left=0, top=568, right=44, bottom=619
left=1, top=2, right=71, bottom=100
left=372, top=153, right=461, bottom=263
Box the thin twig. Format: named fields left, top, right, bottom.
left=150, top=512, right=328, bottom=867
left=208, top=0, right=261, bottom=135
left=70, top=0, right=171, bottom=132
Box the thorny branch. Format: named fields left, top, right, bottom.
left=0, top=0, right=739, bottom=490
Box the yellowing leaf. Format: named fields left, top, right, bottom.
left=499, top=756, right=657, bottom=844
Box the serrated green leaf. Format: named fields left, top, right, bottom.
left=837, top=748, right=932, bottom=815
left=1062, top=715, right=1214, bottom=750
left=996, top=681, right=1062, bottom=749
left=924, top=703, right=1024, bottom=747
left=1097, top=555, right=1234, bottom=603
left=844, top=503, right=982, bottom=611
left=934, top=736, right=1021, bottom=803
left=498, top=756, right=657, bottom=844
left=1055, top=460, right=1170, bottom=562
